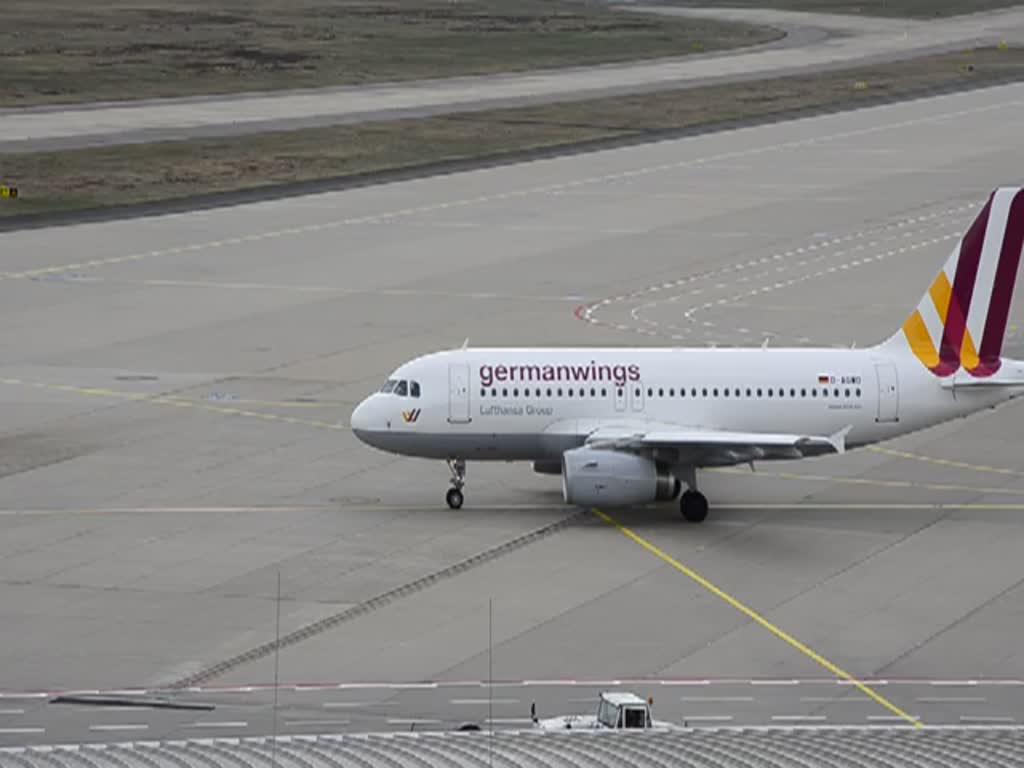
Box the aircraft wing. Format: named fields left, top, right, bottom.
left=582, top=422, right=851, bottom=467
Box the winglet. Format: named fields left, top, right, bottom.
left=461, top=337, right=470, bottom=350
left=828, top=424, right=853, bottom=454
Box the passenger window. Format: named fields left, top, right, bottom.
left=702, top=388, right=708, bottom=397
left=648, top=388, right=653, bottom=398
left=856, top=388, right=862, bottom=397
left=812, top=388, right=817, bottom=397
left=513, top=388, right=519, bottom=397
left=590, top=388, right=596, bottom=397
left=845, top=388, right=850, bottom=397
left=536, top=388, right=542, bottom=397
left=411, top=381, right=421, bottom=398
left=658, top=388, right=664, bottom=397
left=801, top=388, right=806, bottom=397
left=723, top=388, right=729, bottom=398
left=601, top=388, right=607, bottom=397
left=502, top=388, right=508, bottom=397
left=713, top=388, right=719, bottom=397
left=692, top=388, right=698, bottom=397
left=548, top=388, right=553, bottom=397
left=680, top=388, right=685, bottom=397
left=746, top=388, right=752, bottom=397
left=834, top=388, right=840, bottom=398
left=790, top=388, right=796, bottom=398
left=635, top=388, right=641, bottom=398
left=558, top=388, right=564, bottom=397
left=394, top=380, right=408, bottom=397
left=491, top=388, right=497, bottom=397
left=735, top=388, right=741, bottom=397
left=480, top=388, right=486, bottom=397
left=757, top=388, right=762, bottom=397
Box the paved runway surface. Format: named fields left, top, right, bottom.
left=3, top=83, right=1024, bottom=746
left=4, top=6, right=1024, bottom=153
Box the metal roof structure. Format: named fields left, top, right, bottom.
left=5, top=728, right=1024, bottom=768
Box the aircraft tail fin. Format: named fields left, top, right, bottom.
left=881, top=187, right=1024, bottom=379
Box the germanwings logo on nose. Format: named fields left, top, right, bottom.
left=902, top=188, right=1024, bottom=378
left=402, top=409, right=421, bottom=423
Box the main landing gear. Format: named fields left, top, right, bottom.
left=678, top=466, right=708, bottom=523
left=680, top=490, right=709, bottom=523
left=446, top=458, right=466, bottom=509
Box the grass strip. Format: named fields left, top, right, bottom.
left=1, top=47, right=1022, bottom=222
left=0, top=0, right=778, bottom=107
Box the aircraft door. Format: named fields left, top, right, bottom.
left=875, top=363, right=899, bottom=423
left=614, top=384, right=627, bottom=412
left=448, top=362, right=471, bottom=423
left=630, top=380, right=645, bottom=412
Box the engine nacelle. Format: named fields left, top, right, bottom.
left=561, top=447, right=680, bottom=508
left=532, top=460, right=563, bottom=476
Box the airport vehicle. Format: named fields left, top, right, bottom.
left=351, top=187, right=1024, bottom=521
left=531, top=691, right=671, bottom=730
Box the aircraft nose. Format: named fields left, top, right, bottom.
left=350, top=396, right=373, bottom=439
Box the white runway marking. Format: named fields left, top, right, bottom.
left=187, top=721, right=248, bottom=729
left=961, top=715, right=1015, bottom=723
left=89, top=724, right=148, bottom=732
left=0, top=728, right=44, bottom=734
left=680, top=697, right=754, bottom=703
left=286, top=719, right=351, bottom=727
left=917, top=697, right=988, bottom=703
left=684, top=715, right=734, bottom=722
left=451, top=699, right=520, bottom=705
left=772, top=715, right=827, bottom=722
left=0, top=710, right=25, bottom=715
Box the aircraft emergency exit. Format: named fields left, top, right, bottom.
left=351, top=187, right=1024, bottom=522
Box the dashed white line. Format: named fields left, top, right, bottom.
left=869, top=715, right=920, bottom=722
left=680, top=697, right=755, bottom=703
left=772, top=715, right=828, bottom=722
left=683, top=715, right=735, bottom=722
left=960, top=715, right=1015, bottom=723
left=187, top=721, right=248, bottom=729
left=388, top=718, right=440, bottom=725
left=917, top=697, right=987, bottom=703
left=451, top=698, right=520, bottom=705
left=285, top=720, right=350, bottom=727
left=0, top=728, right=44, bottom=734
left=89, top=724, right=149, bottom=732
left=0, top=710, right=25, bottom=715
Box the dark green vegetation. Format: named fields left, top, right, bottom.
left=0, top=0, right=779, bottom=107
left=661, top=0, right=1023, bottom=19
left=2, top=47, right=1022, bottom=220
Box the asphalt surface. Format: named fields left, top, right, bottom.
left=2, top=83, right=1024, bottom=747
left=3, top=6, right=1024, bottom=153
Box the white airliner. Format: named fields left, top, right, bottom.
left=351, top=187, right=1024, bottom=521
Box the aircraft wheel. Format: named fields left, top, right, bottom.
left=680, top=490, right=708, bottom=523
left=446, top=488, right=464, bottom=510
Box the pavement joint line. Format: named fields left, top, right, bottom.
left=592, top=507, right=923, bottom=729
left=709, top=467, right=1024, bottom=497
left=167, top=509, right=589, bottom=689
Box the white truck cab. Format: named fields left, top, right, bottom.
left=532, top=691, right=670, bottom=731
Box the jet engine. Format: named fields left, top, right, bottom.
left=532, top=460, right=563, bottom=475
left=561, top=446, right=680, bottom=507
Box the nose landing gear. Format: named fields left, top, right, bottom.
left=446, top=458, right=466, bottom=509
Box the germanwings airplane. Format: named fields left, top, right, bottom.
left=351, top=187, right=1024, bottom=522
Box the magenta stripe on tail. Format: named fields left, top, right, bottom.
left=935, top=195, right=993, bottom=376
left=972, top=189, right=1024, bottom=376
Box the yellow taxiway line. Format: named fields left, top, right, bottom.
left=592, top=507, right=923, bottom=728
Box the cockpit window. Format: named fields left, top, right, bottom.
left=394, top=380, right=408, bottom=396
left=410, top=381, right=421, bottom=398
left=380, top=379, right=398, bottom=394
